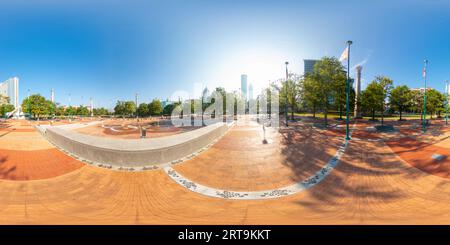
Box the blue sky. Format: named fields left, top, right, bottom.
left=0, top=0, right=449, bottom=109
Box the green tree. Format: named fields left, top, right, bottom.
left=163, top=103, right=178, bottom=116
left=410, top=90, right=424, bottom=119
left=93, top=107, right=110, bottom=116
left=125, top=101, right=136, bottom=117
left=77, top=105, right=90, bottom=116
left=278, top=74, right=302, bottom=120
left=312, top=57, right=346, bottom=126
left=331, top=70, right=347, bottom=120
left=426, top=89, right=445, bottom=118
left=114, top=101, right=125, bottom=116
left=21, top=94, right=53, bottom=119
left=361, top=81, right=384, bottom=120
left=389, top=85, right=412, bottom=120
left=137, top=103, right=150, bottom=117
left=0, top=95, right=10, bottom=105
left=302, top=73, right=321, bottom=118
left=148, top=99, right=163, bottom=116
left=66, top=106, right=77, bottom=116
left=114, top=101, right=136, bottom=117
left=55, top=106, right=66, bottom=116
left=213, top=87, right=227, bottom=116
left=375, top=76, right=394, bottom=125
left=0, top=104, right=14, bottom=117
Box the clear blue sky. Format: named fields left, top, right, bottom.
left=1, top=0, right=449, bottom=109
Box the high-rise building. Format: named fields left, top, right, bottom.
left=304, top=59, right=318, bottom=74
left=0, top=77, right=20, bottom=117
left=248, top=83, right=254, bottom=100
left=202, top=86, right=210, bottom=102
left=241, top=74, right=248, bottom=101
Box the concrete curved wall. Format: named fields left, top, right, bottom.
left=42, top=122, right=231, bottom=167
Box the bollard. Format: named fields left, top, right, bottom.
left=262, top=124, right=268, bottom=144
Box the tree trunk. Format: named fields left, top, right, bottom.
left=291, top=104, right=294, bottom=121
left=339, top=103, right=343, bottom=120
left=399, top=109, right=403, bottom=120
left=372, top=109, right=375, bottom=121
left=381, top=109, right=384, bottom=126
left=313, top=105, right=316, bottom=118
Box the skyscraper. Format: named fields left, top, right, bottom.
left=248, top=83, right=254, bottom=101
left=0, top=77, right=19, bottom=107
left=241, top=74, right=248, bottom=101
left=304, top=59, right=318, bottom=74
left=202, top=86, right=210, bottom=102
left=0, top=77, right=19, bottom=114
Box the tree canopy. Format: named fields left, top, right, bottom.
left=21, top=94, right=55, bottom=119
left=389, top=85, right=412, bottom=120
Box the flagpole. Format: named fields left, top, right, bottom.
left=422, top=59, right=428, bottom=133
left=285, top=61, right=289, bottom=127
left=346, top=40, right=352, bottom=141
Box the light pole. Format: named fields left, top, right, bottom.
left=68, top=93, right=72, bottom=120
left=135, top=92, right=139, bottom=120
left=90, top=97, right=93, bottom=118
left=422, top=59, right=428, bottom=133
left=445, top=80, right=449, bottom=126
left=27, top=89, right=31, bottom=118
left=284, top=61, right=289, bottom=127
left=345, top=40, right=353, bottom=141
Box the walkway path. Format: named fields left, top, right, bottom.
left=1, top=120, right=450, bottom=224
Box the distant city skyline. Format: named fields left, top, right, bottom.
left=1, top=0, right=450, bottom=109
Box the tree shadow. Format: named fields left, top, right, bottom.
left=276, top=117, right=449, bottom=213
left=0, top=155, right=19, bottom=180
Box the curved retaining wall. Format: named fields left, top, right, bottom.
left=42, top=122, right=231, bottom=167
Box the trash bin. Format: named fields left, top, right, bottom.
left=141, top=128, right=147, bottom=138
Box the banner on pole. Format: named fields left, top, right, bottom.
left=339, top=46, right=349, bottom=62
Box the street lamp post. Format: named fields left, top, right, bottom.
left=445, top=80, right=449, bottom=126
left=345, top=40, right=353, bottom=141
left=27, top=89, right=31, bottom=118
left=69, top=93, right=71, bottom=120
left=422, top=60, right=428, bottom=133
left=90, top=97, right=93, bottom=118
left=284, top=61, right=289, bottom=127
left=135, top=93, right=139, bottom=120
